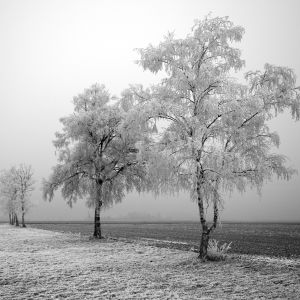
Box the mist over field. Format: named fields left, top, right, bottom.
left=1, top=2, right=300, bottom=299
left=0, top=0, right=300, bottom=223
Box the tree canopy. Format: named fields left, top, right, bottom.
left=133, top=15, right=300, bottom=259
left=0, top=164, right=34, bottom=227
left=41, top=15, right=299, bottom=259
left=43, top=84, right=148, bottom=237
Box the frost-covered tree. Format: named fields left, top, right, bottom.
left=135, top=15, right=300, bottom=260
left=0, top=165, right=34, bottom=227
left=0, top=168, right=19, bottom=226
left=43, top=84, right=147, bottom=238
left=12, top=164, right=35, bottom=227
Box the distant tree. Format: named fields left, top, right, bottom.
left=11, top=164, right=35, bottom=227
left=43, top=84, right=147, bottom=238
left=0, top=168, right=19, bottom=226
left=135, top=15, right=300, bottom=260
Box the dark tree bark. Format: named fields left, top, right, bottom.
left=196, top=170, right=209, bottom=260
left=9, top=213, right=12, bottom=225
left=93, top=181, right=103, bottom=238
left=199, top=225, right=210, bottom=259
left=21, top=212, right=26, bottom=227
left=198, top=179, right=219, bottom=260
left=197, top=198, right=210, bottom=260
left=11, top=213, right=15, bottom=225
left=21, top=203, right=26, bottom=227
left=15, top=213, right=19, bottom=227
left=196, top=168, right=221, bottom=260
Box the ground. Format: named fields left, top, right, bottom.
left=0, top=225, right=299, bottom=299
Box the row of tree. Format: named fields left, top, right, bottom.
left=0, top=164, right=34, bottom=227
left=42, top=15, right=300, bottom=260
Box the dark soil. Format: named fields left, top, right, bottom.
left=28, top=222, right=300, bottom=258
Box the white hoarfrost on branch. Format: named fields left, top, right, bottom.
left=0, top=165, right=34, bottom=227
left=43, top=84, right=150, bottom=238
left=132, top=15, right=300, bottom=260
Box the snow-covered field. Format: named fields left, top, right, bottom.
left=0, top=225, right=299, bottom=299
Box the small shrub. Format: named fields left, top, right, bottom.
left=207, top=239, right=232, bottom=261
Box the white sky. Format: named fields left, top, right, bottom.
left=0, top=0, right=299, bottom=222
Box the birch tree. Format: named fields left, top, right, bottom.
left=43, top=84, right=147, bottom=238
left=12, top=164, right=35, bottom=227
left=135, top=15, right=300, bottom=260
left=0, top=168, right=19, bottom=226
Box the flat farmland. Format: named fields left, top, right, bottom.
left=28, top=222, right=300, bottom=258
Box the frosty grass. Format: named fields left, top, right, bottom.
left=0, top=224, right=299, bottom=299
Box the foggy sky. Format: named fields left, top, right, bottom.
left=0, top=0, right=299, bottom=222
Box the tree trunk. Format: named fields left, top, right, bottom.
left=15, top=214, right=19, bottom=227
left=93, top=206, right=101, bottom=238
left=199, top=180, right=220, bottom=260
left=93, top=181, right=103, bottom=238
left=21, top=203, right=26, bottom=227
left=196, top=171, right=210, bottom=261
left=198, top=205, right=210, bottom=260
left=199, top=226, right=210, bottom=259
left=22, top=212, right=26, bottom=228
left=209, top=181, right=219, bottom=233
left=11, top=213, right=15, bottom=225
left=9, top=213, right=12, bottom=225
